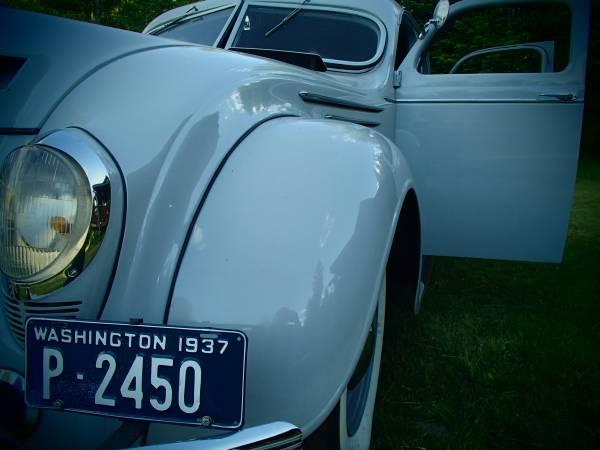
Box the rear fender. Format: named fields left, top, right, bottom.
left=167, top=117, right=415, bottom=435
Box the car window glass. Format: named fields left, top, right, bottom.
left=422, top=3, right=571, bottom=74
left=231, top=6, right=380, bottom=65
left=395, top=15, right=418, bottom=70
left=156, top=7, right=234, bottom=46
left=454, top=48, right=544, bottom=74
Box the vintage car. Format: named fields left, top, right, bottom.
left=0, top=0, right=590, bottom=448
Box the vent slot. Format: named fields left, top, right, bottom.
left=3, top=295, right=82, bottom=346
left=22, top=300, right=81, bottom=308
left=0, top=56, right=26, bottom=90
left=5, top=308, right=22, bottom=321
left=25, top=308, right=79, bottom=315
left=4, top=302, right=21, bottom=314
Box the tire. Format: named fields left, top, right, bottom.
left=304, top=276, right=386, bottom=450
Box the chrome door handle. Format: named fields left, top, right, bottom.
left=538, top=93, right=577, bottom=102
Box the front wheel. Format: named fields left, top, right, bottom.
left=304, top=276, right=385, bottom=450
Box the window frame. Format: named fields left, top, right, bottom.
left=414, top=1, right=573, bottom=77
left=449, top=42, right=555, bottom=75
left=224, top=1, right=388, bottom=72
left=395, top=10, right=420, bottom=71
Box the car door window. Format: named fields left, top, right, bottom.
left=450, top=45, right=553, bottom=74
left=421, top=3, right=571, bottom=74
left=395, top=14, right=418, bottom=70
left=394, top=0, right=589, bottom=263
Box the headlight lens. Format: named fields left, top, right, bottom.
left=0, top=145, right=93, bottom=283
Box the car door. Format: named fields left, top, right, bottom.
left=394, top=0, right=590, bottom=263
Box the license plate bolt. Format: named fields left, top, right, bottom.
left=53, top=399, right=64, bottom=410
left=198, top=416, right=213, bottom=427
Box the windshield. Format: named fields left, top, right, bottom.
left=154, top=7, right=234, bottom=46
left=230, top=6, right=382, bottom=68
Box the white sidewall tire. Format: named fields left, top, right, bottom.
left=339, top=276, right=386, bottom=450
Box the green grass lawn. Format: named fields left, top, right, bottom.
left=373, top=156, right=600, bottom=449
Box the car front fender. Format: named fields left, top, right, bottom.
left=167, top=117, right=415, bottom=436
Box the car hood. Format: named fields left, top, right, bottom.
left=0, top=7, right=182, bottom=130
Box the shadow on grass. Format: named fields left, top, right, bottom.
left=373, top=157, right=600, bottom=450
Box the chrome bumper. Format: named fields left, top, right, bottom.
left=134, top=423, right=302, bottom=450
left=2, top=364, right=302, bottom=450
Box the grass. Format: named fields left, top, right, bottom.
left=373, top=155, right=600, bottom=450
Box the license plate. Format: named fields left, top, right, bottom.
left=25, top=318, right=247, bottom=429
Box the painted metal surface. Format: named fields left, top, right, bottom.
left=0, top=7, right=180, bottom=131
left=0, top=0, right=590, bottom=447
left=396, top=0, right=589, bottom=262
left=169, top=118, right=413, bottom=436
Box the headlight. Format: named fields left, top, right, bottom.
left=0, top=130, right=111, bottom=294
left=0, top=145, right=92, bottom=283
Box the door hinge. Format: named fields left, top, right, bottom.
left=393, top=70, right=402, bottom=89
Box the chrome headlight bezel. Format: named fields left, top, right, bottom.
left=0, top=130, right=111, bottom=298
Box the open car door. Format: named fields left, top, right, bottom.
left=395, top=0, right=590, bottom=263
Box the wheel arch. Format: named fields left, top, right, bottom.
left=164, top=116, right=417, bottom=438
left=386, top=188, right=423, bottom=315
left=303, top=187, right=422, bottom=447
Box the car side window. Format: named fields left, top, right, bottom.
left=395, top=14, right=418, bottom=70
left=421, top=3, right=571, bottom=75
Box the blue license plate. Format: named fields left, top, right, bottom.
left=25, top=318, right=247, bottom=429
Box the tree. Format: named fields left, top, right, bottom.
left=5, top=0, right=192, bottom=31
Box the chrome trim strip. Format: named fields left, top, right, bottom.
left=300, top=90, right=384, bottom=113
left=139, top=422, right=302, bottom=450
left=385, top=97, right=585, bottom=104
left=324, top=114, right=380, bottom=127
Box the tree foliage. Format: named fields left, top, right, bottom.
left=5, top=0, right=192, bottom=31
left=429, top=4, right=570, bottom=73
